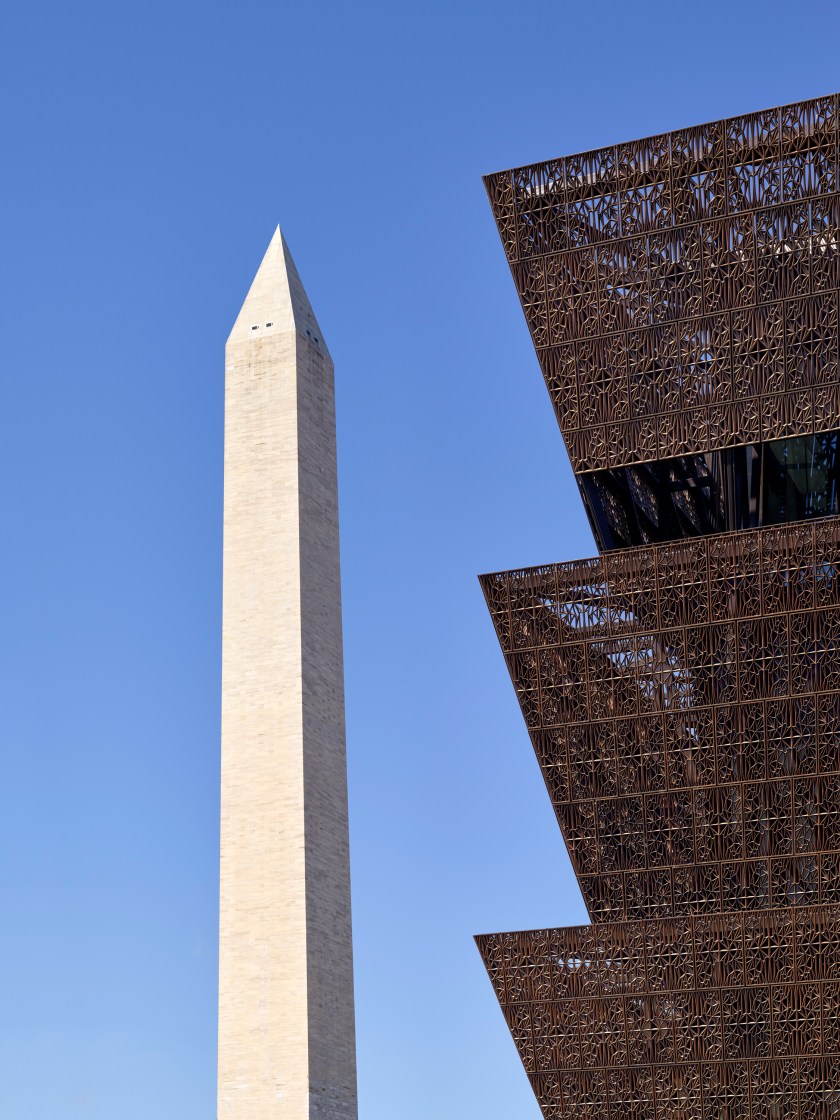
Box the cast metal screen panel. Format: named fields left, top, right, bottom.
left=477, top=912, right=840, bottom=1118
left=485, top=96, right=840, bottom=474
left=480, top=520, right=840, bottom=924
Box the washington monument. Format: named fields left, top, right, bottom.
left=218, top=228, right=358, bottom=1120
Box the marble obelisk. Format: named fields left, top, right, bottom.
left=218, top=228, right=357, bottom=1120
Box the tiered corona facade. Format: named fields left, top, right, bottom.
left=478, top=96, right=840, bottom=1118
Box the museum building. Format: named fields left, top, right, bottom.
left=478, top=95, right=840, bottom=1118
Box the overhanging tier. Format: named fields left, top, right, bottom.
left=481, top=516, right=840, bottom=922
left=485, top=95, right=840, bottom=473
left=477, top=911, right=840, bottom=1119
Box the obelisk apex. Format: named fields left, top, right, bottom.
left=227, top=227, right=332, bottom=357
left=219, top=229, right=357, bottom=1120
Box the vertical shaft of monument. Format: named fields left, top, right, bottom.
left=218, top=228, right=358, bottom=1120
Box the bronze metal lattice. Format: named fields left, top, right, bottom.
left=478, top=96, right=840, bottom=1120
left=480, top=521, right=840, bottom=924
left=484, top=95, right=840, bottom=473
left=477, top=910, right=840, bottom=1118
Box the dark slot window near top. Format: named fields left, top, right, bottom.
left=580, top=431, right=840, bottom=552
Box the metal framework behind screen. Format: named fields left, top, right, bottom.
left=478, top=95, right=840, bottom=1119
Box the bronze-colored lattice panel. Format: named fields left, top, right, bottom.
left=477, top=911, right=840, bottom=1119
left=481, top=518, right=840, bottom=922
left=485, top=96, right=840, bottom=471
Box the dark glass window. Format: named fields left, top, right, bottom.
left=580, top=431, right=840, bottom=551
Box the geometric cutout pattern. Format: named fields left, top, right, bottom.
left=480, top=519, right=840, bottom=923
left=485, top=95, right=840, bottom=472
left=477, top=909, right=840, bottom=1119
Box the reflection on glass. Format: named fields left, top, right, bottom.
left=762, top=433, right=840, bottom=524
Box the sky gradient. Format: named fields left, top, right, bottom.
left=3, top=2, right=840, bottom=1117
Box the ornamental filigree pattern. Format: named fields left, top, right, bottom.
left=486, top=96, right=840, bottom=472
left=480, top=520, right=840, bottom=923
left=477, top=911, right=840, bottom=1120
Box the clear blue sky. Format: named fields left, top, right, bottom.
left=2, top=2, right=839, bottom=1117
